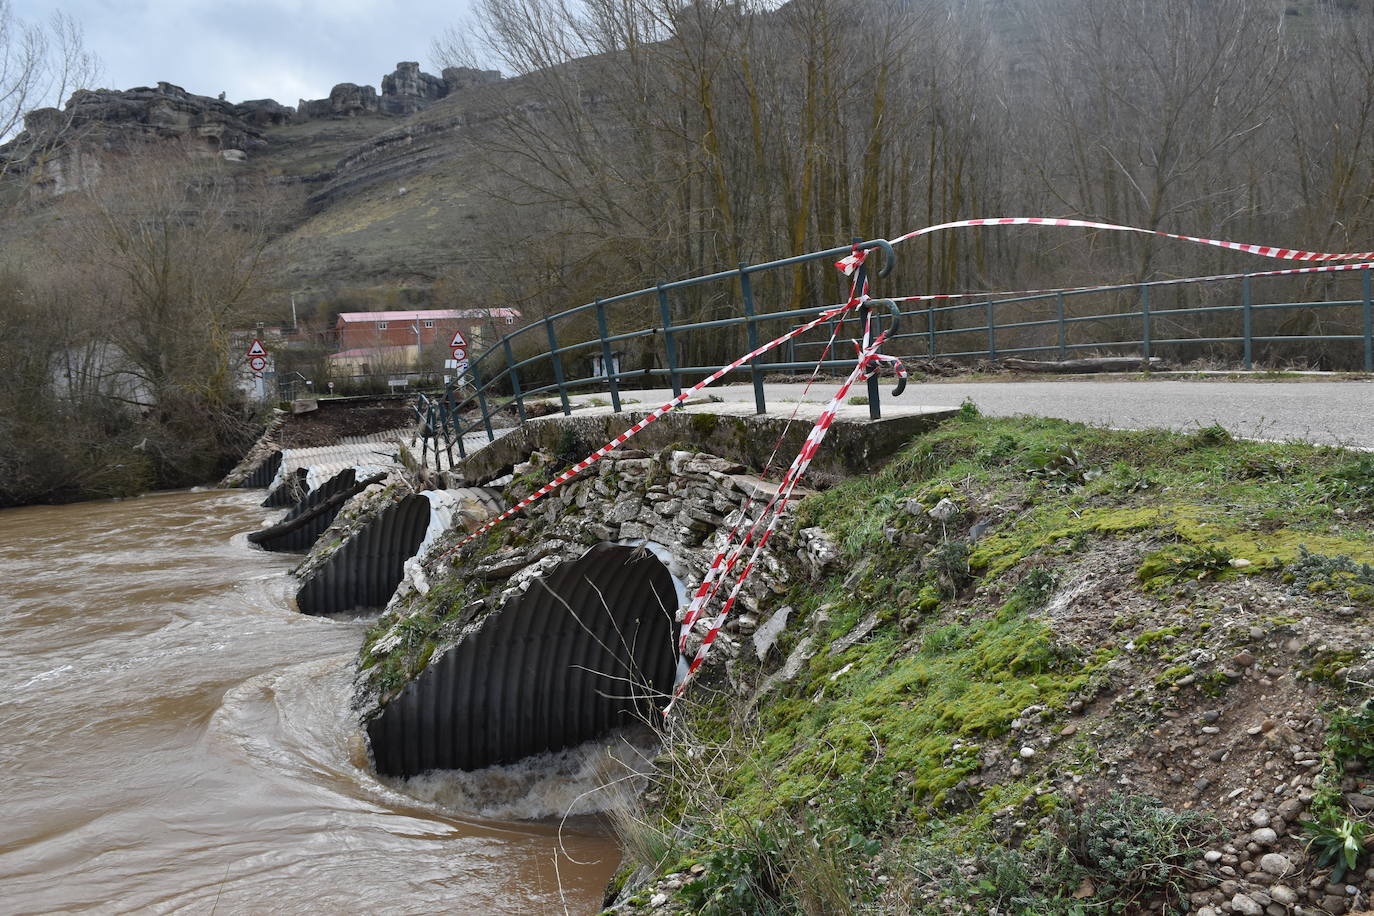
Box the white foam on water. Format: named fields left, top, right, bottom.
left=385, top=727, right=660, bottom=821
left=15, top=664, right=73, bottom=690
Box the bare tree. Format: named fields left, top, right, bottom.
left=0, top=2, right=100, bottom=157
left=1022, top=0, right=1288, bottom=281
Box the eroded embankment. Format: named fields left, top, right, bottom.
left=598, top=414, right=1374, bottom=916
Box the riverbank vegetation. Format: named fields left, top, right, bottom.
left=604, top=414, right=1374, bottom=915
left=0, top=153, right=278, bottom=506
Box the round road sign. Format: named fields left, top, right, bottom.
left=450, top=346, right=467, bottom=361
left=249, top=356, right=267, bottom=371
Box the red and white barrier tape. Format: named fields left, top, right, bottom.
left=889, top=217, right=1374, bottom=262
left=886, top=259, right=1374, bottom=305
left=432, top=257, right=874, bottom=563
left=674, top=268, right=875, bottom=649
left=674, top=316, right=853, bottom=652
left=667, top=330, right=896, bottom=713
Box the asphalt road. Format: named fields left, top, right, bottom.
left=620, top=378, right=1374, bottom=449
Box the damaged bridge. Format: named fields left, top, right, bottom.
left=225, top=392, right=954, bottom=779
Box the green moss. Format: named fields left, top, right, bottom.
left=1134, top=625, right=1183, bottom=652
left=690, top=412, right=720, bottom=437
left=1155, top=665, right=1194, bottom=688
left=1304, top=649, right=1361, bottom=685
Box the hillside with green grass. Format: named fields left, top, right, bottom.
left=602, top=413, right=1374, bottom=915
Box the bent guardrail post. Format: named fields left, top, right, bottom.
left=500, top=335, right=527, bottom=425
left=1364, top=267, right=1372, bottom=373
left=1141, top=285, right=1152, bottom=366
left=468, top=360, right=496, bottom=442
left=657, top=284, right=681, bottom=398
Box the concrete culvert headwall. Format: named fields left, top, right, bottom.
left=295, top=494, right=432, bottom=615
left=251, top=468, right=358, bottom=553
left=368, top=543, right=679, bottom=776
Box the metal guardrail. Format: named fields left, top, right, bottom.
left=413, top=240, right=1374, bottom=463
left=801, top=268, right=1374, bottom=371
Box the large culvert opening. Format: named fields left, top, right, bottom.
left=367, top=543, right=681, bottom=777
left=248, top=468, right=358, bottom=553
left=295, top=494, right=432, bottom=616
left=243, top=450, right=282, bottom=489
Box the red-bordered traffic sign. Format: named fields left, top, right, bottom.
left=249, top=355, right=267, bottom=371
left=246, top=338, right=267, bottom=358
left=450, top=346, right=467, bottom=361
left=449, top=330, right=467, bottom=348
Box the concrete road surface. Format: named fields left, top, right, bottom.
left=603, top=377, right=1374, bottom=449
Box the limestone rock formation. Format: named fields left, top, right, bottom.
left=234, top=98, right=294, bottom=127
left=297, top=83, right=380, bottom=119
left=0, top=81, right=273, bottom=194
left=440, top=66, right=501, bottom=92
left=297, top=63, right=503, bottom=120
left=380, top=61, right=447, bottom=115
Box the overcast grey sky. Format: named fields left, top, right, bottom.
left=18, top=0, right=479, bottom=106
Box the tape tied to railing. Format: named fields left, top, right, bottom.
left=889, top=217, right=1374, bottom=262
left=667, top=329, right=897, bottom=713
left=432, top=261, right=873, bottom=564
left=887, top=259, right=1374, bottom=306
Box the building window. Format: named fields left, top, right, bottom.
left=505, top=316, right=515, bottom=324
left=378, top=322, right=388, bottom=330
left=423, top=320, right=434, bottom=328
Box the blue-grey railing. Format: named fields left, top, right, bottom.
left=415, top=237, right=899, bottom=463
left=825, top=267, right=1374, bottom=369
left=412, top=243, right=1373, bottom=467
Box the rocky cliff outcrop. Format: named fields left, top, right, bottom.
left=298, top=83, right=380, bottom=119
left=297, top=63, right=502, bottom=120
left=0, top=81, right=282, bottom=194
left=380, top=62, right=446, bottom=115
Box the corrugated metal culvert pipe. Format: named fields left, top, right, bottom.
left=262, top=468, right=308, bottom=508
left=243, top=451, right=282, bottom=489
left=249, top=468, right=358, bottom=553
left=295, top=494, right=432, bottom=616
left=294, top=486, right=504, bottom=616
left=368, top=543, right=680, bottom=776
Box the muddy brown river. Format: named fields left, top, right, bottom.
left=0, top=489, right=622, bottom=914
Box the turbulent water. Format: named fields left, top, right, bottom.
left=0, top=489, right=624, bottom=915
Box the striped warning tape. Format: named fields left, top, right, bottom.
left=432, top=260, right=874, bottom=563
left=674, top=317, right=853, bottom=653
left=668, top=330, right=903, bottom=711
left=675, top=327, right=907, bottom=655
left=889, top=217, right=1374, bottom=262
left=886, top=258, right=1374, bottom=305
left=674, top=274, right=879, bottom=651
